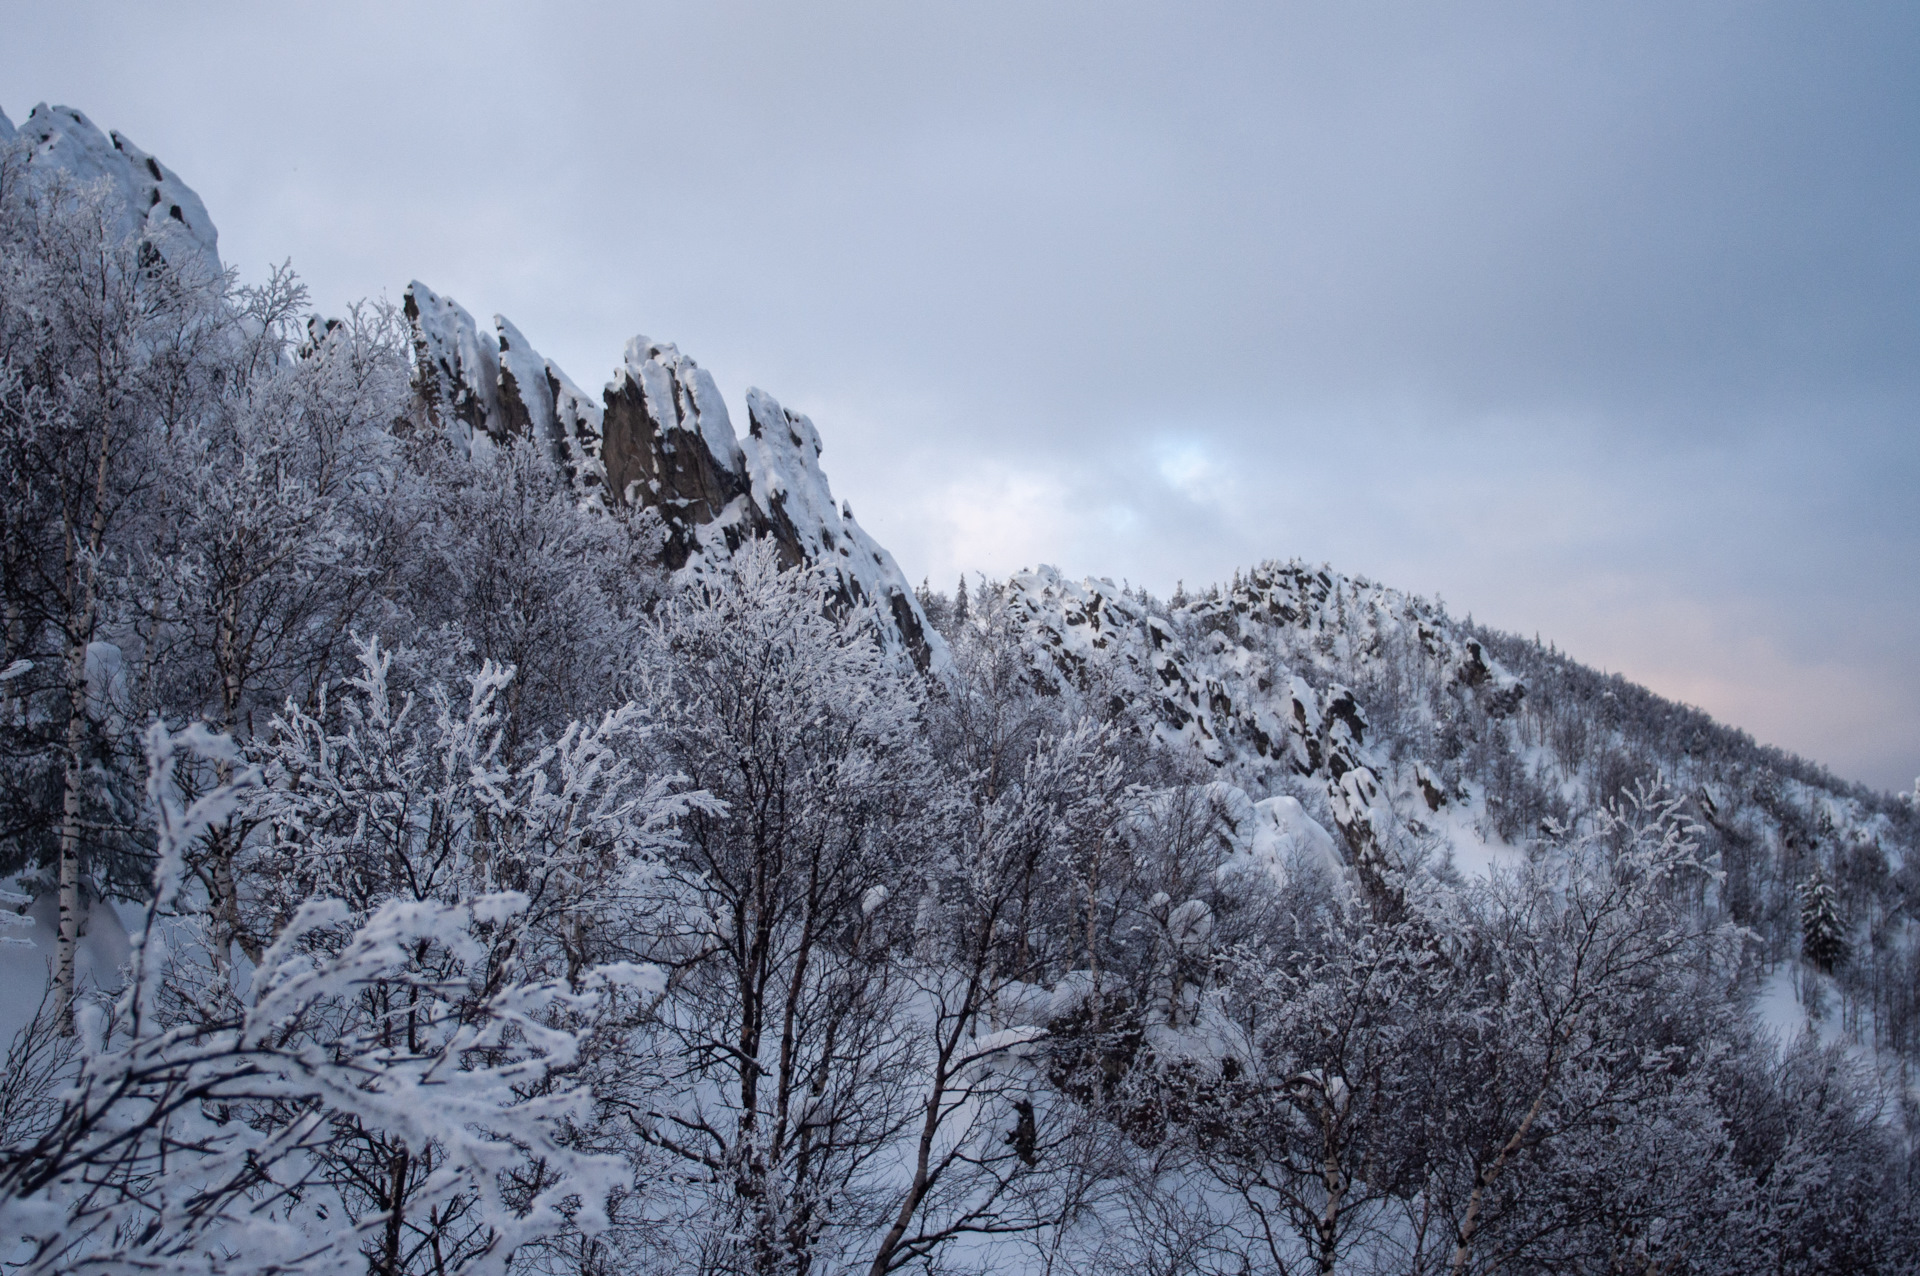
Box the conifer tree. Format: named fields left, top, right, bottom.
left=1801, top=870, right=1848, bottom=972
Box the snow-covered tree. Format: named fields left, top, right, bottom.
left=1417, top=782, right=1735, bottom=1276
left=130, top=282, right=415, bottom=979
left=625, top=540, right=938, bottom=1274
left=0, top=154, right=227, bottom=1026
left=0, top=721, right=631, bottom=1275
left=137, top=280, right=411, bottom=740
left=1208, top=911, right=1459, bottom=1276
left=233, top=638, right=704, bottom=1272
left=399, top=435, right=666, bottom=759
left=1800, top=869, right=1848, bottom=973
left=864, top=719, right=1130, bottom=1275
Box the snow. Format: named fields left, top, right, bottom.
left=584, top=960, right=668, bottom=996
left=0, top=891, right=134, bottom=1043
left=406, top=280, right=505, bottom=459
left=1426, top=794, right=1518, bottom=880
left=1755, top=965, right=1815, bottom=1043
left=1166, top=898, right=1214, bottom=952
left=4, top=107, right=1913, bottom=1268
left=963, top=1024, right=1048, bottom=1071
left=1214, top=792, right=1347, bottom=894
left=743, top=388, right=830, bottom=545
left=548, top=360, right=604, bottom=434
left=619, top=336, right=742, bottom=472
left=3, top=103, right=221, bottom=283
left=400, top=280, right=946, bottom=667
left=0, top=887, right=28, bottom=917
left=1254, top=794, right=1342, bottom=875
left=547, top=355, right=607, bottom=493
left=741, top=386, right=948, bottom=668
left=989, top=978, right=1054, bottom=1027
left=84, top=640, right=128, bottom=732
left=496, top=313, right=561, bottom=460
left=1044, top=969, right=1105, bottom=1021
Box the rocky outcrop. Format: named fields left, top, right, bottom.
left=997, top=561, right=1533, bottom=909
left=600, top=337, right=750, bottom=557
left=741, top=389, right=939, bottom=665
left=1, top=103, right=221, bottom=282
left=401, top=281, right=943, bottom=669
left=0, top=101, right=940, bottom=668
left=404, top=283, right=512, bottom=458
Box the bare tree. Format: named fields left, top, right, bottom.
left=630, top=542, right=937, bottom=1275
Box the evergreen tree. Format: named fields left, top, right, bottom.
left=1802, top=870, right=1849, bottom=972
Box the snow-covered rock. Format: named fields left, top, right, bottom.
left=401, top=283, right=944, bottom=668
left=743, top=387, right=938, bottom=665
left=1229, top=794, right=1345, bottom=886
left=404, top=282, right=508, bottom=460
left=989, top=561, right=1539, bottom=913
left=1, top=103, right=221, bottom=282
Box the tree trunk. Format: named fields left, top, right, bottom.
left=1317, top=1142, right=1345, bottom=1275
left=380, top=1143, right=410, bottom=1276
left=53, top=649, right=87, bottom=1032
left=54, top=414, right=115, bottom=1032
left=1447, top=1083, right=1550, bottom=1276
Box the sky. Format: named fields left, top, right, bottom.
left=3, top=1, right=1915, bottom=791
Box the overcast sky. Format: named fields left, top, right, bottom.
left=4, top=1, right=1915, bottom=790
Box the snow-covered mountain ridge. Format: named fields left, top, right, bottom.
left=971, top=550, right=1915, bottom=954
left=12, top=98, right=1911, bottom=1007
left=1, top=101, right=939, bottom=671
left=401, top=270, right=945, bottom=670
left=8, top=98, right=1920, bottom=1274
left=0, top=103, right=219, bottom=284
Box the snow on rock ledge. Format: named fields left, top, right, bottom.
left=0, top=103, right=943, bottom=672
left=600, top=335, right=750, bottom=562
left=404, top=282, right=507, bottom=460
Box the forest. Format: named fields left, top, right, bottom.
left=1, top=120, right=1918, bottom=1276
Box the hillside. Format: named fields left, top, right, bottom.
left=921, top=561, right=1919, bottom=1057
left=2, top=100, right=1916, bottom=1276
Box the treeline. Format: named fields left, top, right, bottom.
left=1, top=140, right=1917, bottom=1275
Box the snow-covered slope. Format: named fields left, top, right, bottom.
left=11, top=102, right=1907, bottom=1053
left=956, top=557, right=1917, bottom=1054
left=985, top=562, right=1530, bottom=907
left=8, top=101, right=1918, bottom=1270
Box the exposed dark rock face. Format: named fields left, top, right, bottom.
left=404, top=284, right=508, bottom=453
left=599, top=338, right=760, bottom=570
left=495, top=317, right=565, bottom=469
